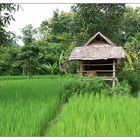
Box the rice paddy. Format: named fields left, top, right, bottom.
left=47, top=94, right=140, bottom=136
left=0, top=78, right=63, bottom=136
left=0, top=76, right=140, bottom=136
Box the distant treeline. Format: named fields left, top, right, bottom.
left=0, top=4, right=140, bottom=76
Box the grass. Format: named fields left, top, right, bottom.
left=0, top=75, right=62, bottom=80
left=0, top=78, right=63, bottom=136
left=47, top=93, right=140, bottom=136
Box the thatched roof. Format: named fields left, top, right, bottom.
left=69, top=32, right=125, bottom=60
left=84, top=32, right=116, bottom=47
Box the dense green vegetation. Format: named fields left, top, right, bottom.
left=0, top=4, right=140, bottom=77
left=0, top=78, right=63, bottom=136
left=0, top=3, right=140, bottom=137
left=47, top=94, right=140, bottom=136
left=0, top=4, right=20, bottom=46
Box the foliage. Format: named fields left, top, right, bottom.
left=20, top=24, right=37, bottom=45
left=62, top=77, right=110, bottom=102
left=0, top=4, right=20, bottom=46
left=112, top=81, right=131, bottom=96
left=44, top=42, right=63, bottom=64
left=133, top=60, right=140, bottom=74
left=40, top=10, right=73, bottom=44
left=119, top=33, right=140, bottom=95
left=58, top=50, right=77, bottom=75
left=1, top=4, right=140, bottom=78
left=120, top=7, right=140, bottom=44
left=41, top=62, right=58, bottom=76
left=118, top=70, right=140, bottom=96
left=124, top=33, right=140, bottom=67
left=0, top=47, right=21, bottom=75
left=117, top=32, right=140, bottom=78
left=71, top=4, right=125, bottom=46
left=19, top=45, right=44, bottom=77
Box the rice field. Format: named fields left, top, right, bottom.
left=47, top=94, right=140, bottom=136
left=0, top=77, right=63, bottom=136
left=0, top=76, right=140, bottom=136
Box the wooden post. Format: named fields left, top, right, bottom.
left=79, top=61, right=83, bottom=76
left=77, top=61, right=79, bottom=74
left=112, top=59, right=116, bottom=87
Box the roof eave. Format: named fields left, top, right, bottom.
left=69, top=57, right=126, bottom=61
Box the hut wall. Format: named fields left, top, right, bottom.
left=78, top=59, right=115, bottom=78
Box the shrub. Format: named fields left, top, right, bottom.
left=62, top=77, right=110, bottom=102
left=118, top=70, right=140, bottom=96
left=112, top=81, right=131, bottom=96
left=86, top=78, right=110, bottom=94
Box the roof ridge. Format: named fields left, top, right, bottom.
left=84, top=32, right=116, bottom=47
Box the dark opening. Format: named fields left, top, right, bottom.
left=81, top=59, right=114, bottom=77
left=87, top=34, right=109, bottom=45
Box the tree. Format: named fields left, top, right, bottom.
left=40, top=10, right=74, bottom=45
left=41, top=62, right=58, bottom=77
left=124, top=33, right=140, bottom=71
left=20, top=24, right=37, bottom=45
left=38, top=10, right=75, bottom=74
left=120, top=7, right=140, bottom=44
left=19, top=24, right=44, bottom=77
left=0, top=4, right=20, bottom=46
left=19, top=45, right=44, bottom=77
left=0, top=46, right=21, bottom=75
left=71, top=4, right=125, bottom=46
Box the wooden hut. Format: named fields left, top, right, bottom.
left=69, top=32, right=125, bottom=86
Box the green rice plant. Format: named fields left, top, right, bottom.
left=0, top=78, right=63, bottom=136
left=47, top=93, right=140, bottom=136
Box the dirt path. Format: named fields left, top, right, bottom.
left=42, top=104, right=64, bottom=136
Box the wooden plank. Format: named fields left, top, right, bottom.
left=78, top=63, right=115, bottom=66
left=97, top=73, right=113, bottom=76
left=79, top=76, right=117, bottom=81
left=96, top=70, right=115, bottom=72
left=82, top=70, right=115, bottom=72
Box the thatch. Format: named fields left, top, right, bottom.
left=84, top=32, right=116, bottom=47
left=69, top=32, right=125, bottom=60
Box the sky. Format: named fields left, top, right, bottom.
left=7, top=4, right=72, bottom=45
left=6, top=4, right=140, bottom=45
left=7, top=4, right=72, bottom=34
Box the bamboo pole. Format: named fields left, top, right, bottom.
left=79, top=61, right=83, bottom=76
left=112, top=59, right=116, bottom=87
left=76, top=61, right=79, bottom=74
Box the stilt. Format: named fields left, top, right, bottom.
left=112, top=59, right=116, bottom=87
left=79, top=61, right=83, bottom=76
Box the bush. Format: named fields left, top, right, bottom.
left=112, top=81, right=131, bottom=96
left=62, top=77, right=110, bottom=102
left=118, top=70, right=140, bottom=96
